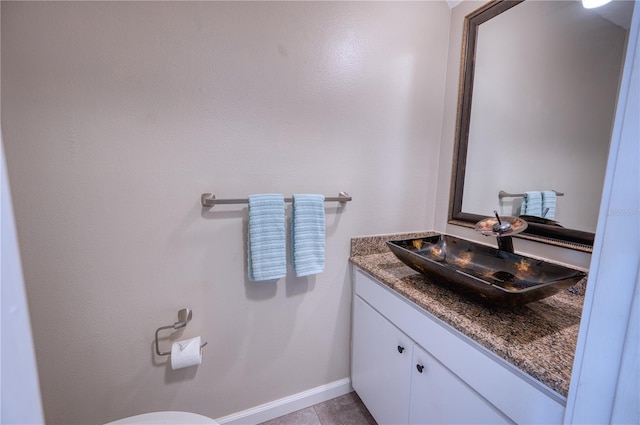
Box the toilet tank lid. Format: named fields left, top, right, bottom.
left=106, top=411, right=219, bottom=424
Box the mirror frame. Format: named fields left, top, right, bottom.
left=448, top=0, right=595, bottom=253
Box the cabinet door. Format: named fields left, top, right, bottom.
left=409, top=344, right=512, bottom=425
left=352, top=295, right=412, bottom=425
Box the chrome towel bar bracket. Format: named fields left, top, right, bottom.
left=201, top=192, right=352, bottom=208
left=154, top=308, right=208, bottom=357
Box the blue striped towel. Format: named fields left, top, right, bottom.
left=292, top=194, right=325, bottom=277
left=247, top=194, right=286, bottom=282
left=522, top=191, right=542, bottom=217
left=542, top=190, right=556, bottom=219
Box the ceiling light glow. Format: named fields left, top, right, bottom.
left=582, top=0, right=613, bottom=9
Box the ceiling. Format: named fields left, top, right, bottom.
left=595, top=0, right=634, bottom=29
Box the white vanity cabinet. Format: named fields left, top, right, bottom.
left=353, top=290, right=509, bottom=425
left=352, top=295, right=412, bottom=425
left=408, top=343, right=509, bottom=424
left=351, top=268, right=566, bottom=425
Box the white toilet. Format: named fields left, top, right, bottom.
left=106, top=411, right=219, bottom=424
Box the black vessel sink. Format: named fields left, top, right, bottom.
left=387, top=234, right=586, bottom=307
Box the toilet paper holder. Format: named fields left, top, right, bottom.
left=154, top=308, right=208, bottom=356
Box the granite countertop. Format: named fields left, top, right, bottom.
left=350, top=232, right=587, bottom=398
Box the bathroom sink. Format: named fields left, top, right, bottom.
left=386, top=234, right=586, bottom=307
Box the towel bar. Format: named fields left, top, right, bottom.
left=499, top=190, right=564, bottom=200
left=154, top=308, right=208, bottom=357
left=201, top=192, right=352, bottom=208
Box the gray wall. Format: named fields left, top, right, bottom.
left=1, top=2, right=450, bottom=424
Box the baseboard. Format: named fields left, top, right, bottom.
left=215, top=377, right=353, bottom=425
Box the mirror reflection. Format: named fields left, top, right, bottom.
left=450, top=0, right=631, bottom=251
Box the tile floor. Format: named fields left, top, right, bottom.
left=258, top=392, right=377, bottom=425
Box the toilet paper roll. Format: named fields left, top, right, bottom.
left=170, top=336, right=203, bottom=370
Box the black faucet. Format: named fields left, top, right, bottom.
left=492, top=211, right=515, bottom=253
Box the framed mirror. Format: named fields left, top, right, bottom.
left=449, top=0, right=630, bottom=252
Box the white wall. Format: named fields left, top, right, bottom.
left=434, top=0, right=594, bottom=269
left=1, top=2, right=450, bottom=424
